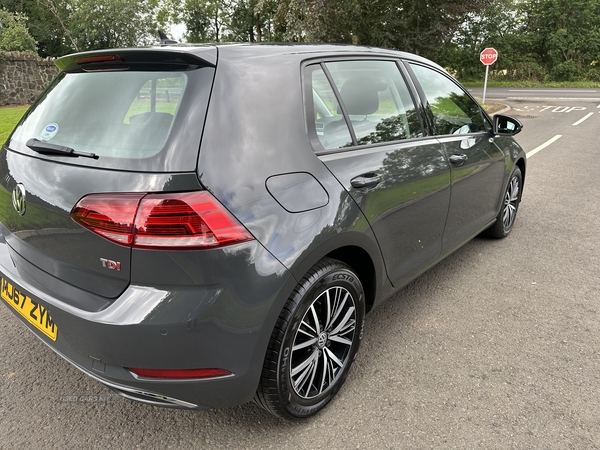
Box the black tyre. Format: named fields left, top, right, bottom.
left=487, top=167, right=522, bottom=238
left=255, top=258, right=365, bottom=420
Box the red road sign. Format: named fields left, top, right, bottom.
left=480, top=48, right=498, bottom=65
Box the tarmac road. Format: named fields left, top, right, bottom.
left=468, top=86, right=600, bottom=101
left=1, top=95, right=600, bottom=449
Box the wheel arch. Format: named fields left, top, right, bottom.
left=286, top=231, right=388, bottom=315
left=515, top=157, right=526, bottom=192
left=326, top=246, right=377, bottom=313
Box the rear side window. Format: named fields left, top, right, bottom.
left=306, top=60, right=422, bottom=151
left=9, top=67, right=214, bottom=172
left=409, top=64, right=489, bottom=135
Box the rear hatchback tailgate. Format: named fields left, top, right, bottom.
left=0, top=47, right=217, bottom=310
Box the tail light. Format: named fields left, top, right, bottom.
left=71, top=191, right=253, bottom=249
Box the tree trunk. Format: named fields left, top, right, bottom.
left=256, top=14, right=262, bottom=42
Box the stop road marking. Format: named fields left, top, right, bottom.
left=540, top=106, right=587, bottom=113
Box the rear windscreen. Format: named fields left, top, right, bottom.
left=9, top=68, right=214, bottom=172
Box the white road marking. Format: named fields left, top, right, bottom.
left=508, top=89, right=597, bottom=93
left=526, top=135, right=562, bottom=158
left=539, top=106, right=587, bottom=113
left=507, top=97, right=600, bottom=101
left=572, top=113, right=594, bottom=126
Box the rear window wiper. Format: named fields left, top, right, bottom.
left=26, top=138, right=99, bottom=159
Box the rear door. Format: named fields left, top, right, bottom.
left=306, top=59, right=451, bottom=287
left=406, top=62, right=506, bottom=255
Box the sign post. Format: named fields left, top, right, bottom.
left=480, top=47, right=498, bottom=105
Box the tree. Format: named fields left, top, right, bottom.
left=0, top=8, right=37, bottom=52
left=256, top=0, right=492, bottom=59
left=521, top=0, right=600, bottom=81
left=229, top=0, right=278, bottom=42
left=2, top=0, right=160, bottom=55
left=68, top=0, right=158, bottom=50
left=255, top=0, right=359, bottom=43
left=183, top=0, right=229, bottom=42
left=361, top=0, right=493, bottom=58
left=443, top=0, right=532, bottom=80
left=1, top=0, right=73, bottom=56
left=3, top=0, right=599, bottom=82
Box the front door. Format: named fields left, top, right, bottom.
left=407, top=63, right=506, bottom=255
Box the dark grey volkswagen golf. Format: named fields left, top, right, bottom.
left=0, top=43, right=525, bottom=419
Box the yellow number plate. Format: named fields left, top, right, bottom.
left=1, top=277, right=58, bottom=341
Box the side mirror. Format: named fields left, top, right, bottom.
left=492, top=114, right=523, bottom=136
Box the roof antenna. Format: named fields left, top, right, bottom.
left=158, top=30, right=178, bottom=46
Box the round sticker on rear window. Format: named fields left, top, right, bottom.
left=40, top=123, right=59, bottom=141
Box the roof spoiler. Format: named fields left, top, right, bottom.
left=55, top=47, right=217, bottom=72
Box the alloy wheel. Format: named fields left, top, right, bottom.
left=502, top=174, right=520, bottom=232
left=290, top=286, right=357, bottom=399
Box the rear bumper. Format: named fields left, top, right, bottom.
left=47, top=343, right=204, bottom=409
left=0, top=236, right=294, bottom=410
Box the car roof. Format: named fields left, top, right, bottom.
left=216, top=42, right=440, bottom=65
left=56, top=43, right=444, bottom=73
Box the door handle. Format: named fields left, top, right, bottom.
left=351, top=173, right=382, bottom=188
left=448, top=154, right=467, bottom=165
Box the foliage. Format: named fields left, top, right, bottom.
left=365, top=0, right=491, bottom=58
left=1, top=0, right=600, bottom=82
left=0, top=8, right=37, bottom=52
left=255, top=0, right=357, bottom=43
left=447, top=0, right=600, bottom=82
left=443, top=0, right=521, bottom=79
left=1, top=0, right=158, bottom=55
left=523, top=0, right=600, bottom=81
left=1, top=0, right=73, bottom=56
left=182, top=0, right=228, bottom=42
left=254, top=0, right=491, bottom=55
left=69, top=0, right=158, bottom=50
left=229, top=0, right=277, bottom=42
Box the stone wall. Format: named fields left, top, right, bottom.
left=0, top=52, right=59, bottom=106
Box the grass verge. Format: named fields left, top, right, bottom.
left=0, top=105, right=29, bottom=143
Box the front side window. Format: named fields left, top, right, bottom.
left=410, top=64, right=489, bottom=136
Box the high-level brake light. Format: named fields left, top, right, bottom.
left=75, top=55, right=124, bottom=64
